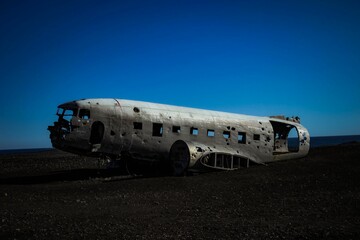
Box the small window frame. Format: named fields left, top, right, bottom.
left=223, top=131, right=231, bottom=139
left=79, top=109, right=90, bottom=120
left=172, top=126, right=181, bottom=133
left=207, top=129, right=215, bottom=137
left=238, top=132, right=246, bottom=144
left=190, top=127, right=199, bottom=136
left=253, top=134, right=260, bottom=141
left=133, top=122, right=143, bottom=130
left=152, top=123, right=163, bottom=137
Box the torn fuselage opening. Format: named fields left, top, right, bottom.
left=270, top=120, right=300, bottom=154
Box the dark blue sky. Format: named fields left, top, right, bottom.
left=1, top=0, right=359, bottom=149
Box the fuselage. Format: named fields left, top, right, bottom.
left=48, top=98, right=310, bottom=173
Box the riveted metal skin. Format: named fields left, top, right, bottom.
left=48, top=98, right=310, bottom=174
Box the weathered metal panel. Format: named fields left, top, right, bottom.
left=48, top=98, right=310, bottom=173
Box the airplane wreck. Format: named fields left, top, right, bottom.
left=48, top=98, right=310, bottom=175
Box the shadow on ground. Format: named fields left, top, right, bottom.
left=0, top=169, right=140, bottom=185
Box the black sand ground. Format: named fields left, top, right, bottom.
left=1, top=144, right=359, bottom=239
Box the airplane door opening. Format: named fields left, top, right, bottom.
left=90, top=121, right=104, bottom=145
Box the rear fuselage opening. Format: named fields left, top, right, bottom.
left=269, top=119, right=310, bottom=162
left=270, top=120, right=299, bottom=154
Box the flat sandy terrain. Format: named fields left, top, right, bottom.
left=1, top=144, right=359, bottom=239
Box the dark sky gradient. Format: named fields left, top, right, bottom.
left=1, top=0, right=359, bottom=149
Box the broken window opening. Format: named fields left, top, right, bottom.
left=59, top=108, right=77, bottom=122
left=172, top=126, right=181, bottom=133
left=238, top=132, right=246, bottom=144
left=56, top=108, right=78, bottom=133
left=152, top=123, right=163, bottom=137
left=133, top=122, right=143, bottom=130
left=207, top=129, right=215, bottom=137
left=79, top=109, right=90, bottom=120
left=56, top=108, right=63, bottom=116
left=223, top=131, right=230, bottom=139
left=253, top=134, right=260, bottom=141
left=190, top=127, right=199, bottom=135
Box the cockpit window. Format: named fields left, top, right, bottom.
left=57, top=108, right=77, bottom=121
left=79, top=109, right=90, bottom=120
left=64, top=109, right=76, bottom=116
left=56, top=108, right=64, bottom=116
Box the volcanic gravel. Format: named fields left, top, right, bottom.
left=1, top=144, right=360, bottom=239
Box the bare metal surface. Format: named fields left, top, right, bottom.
left=48, top=98, right=310, bottom=173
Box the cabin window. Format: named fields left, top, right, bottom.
left=253, top=134, right=260, bottom=141
left=223, top=131, right=230, bottom=139
left=172, top=126, right=181, bottom=133
left=238, top=132, right=246, bottom=144
left=207, top=129, right=215, bottom=137
left=133, top=122, right=142, bottom=130
left=79, top=109, right=90, bottom=120
left=152, top=123, right=163, bottom=137
left=190, top=127, right=198, bottom=135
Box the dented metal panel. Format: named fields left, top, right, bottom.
left=48, top=98, right=310, bottom=175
